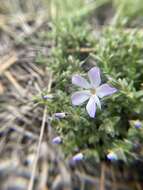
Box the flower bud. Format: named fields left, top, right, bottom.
left=134, top=120, right=142, bottom=129
left=72, top=153, right=83, bottom=162
left=43, top=94, right=53, bottom=100
left=53, top=112, right=66, bottom=119
left=52, top=136, right=62, bottom=144
left=107, top=152, right=118, bottom=161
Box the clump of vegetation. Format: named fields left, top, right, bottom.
left=36, top=0, right=143, bottom=163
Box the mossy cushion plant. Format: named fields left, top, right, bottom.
left=39, top=26, right=143, bottom=164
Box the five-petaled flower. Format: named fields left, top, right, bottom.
left=71, top=67, right=117, bottom=118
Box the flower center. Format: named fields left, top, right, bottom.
left=90, top=88, right=96, bottom=95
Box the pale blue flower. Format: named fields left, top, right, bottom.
left=71, top=67, right=117, bottom=118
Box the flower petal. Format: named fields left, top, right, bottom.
left=86, top=96, right=96, bottom=118
left=97, top=84, right=117, bottom=98
left=71, top=90, right=90, bottom=106
left=88, top=67, right=101, bottom=88
left=94, top=95, right=101, bottom=109
left=72, top=74, right=90, bottom=89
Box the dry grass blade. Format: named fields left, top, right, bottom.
left=4, top=71, right=25, bottom=96
left=0, top=52, right=17, bottom=75
left=0, top=15, right=7, bottom=27
left=28, top=106, right=47, bottom=190
left=100, top=163, right=106, bottom=190
left=0, top=82, right=4, bottom=94
left=67, top=47, right=96, bottom=53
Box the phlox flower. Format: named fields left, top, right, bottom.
left=71, top=67, right=117, bottom=118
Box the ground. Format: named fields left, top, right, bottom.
left=0, top=0, right=143, bottom=190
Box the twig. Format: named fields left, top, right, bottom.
left=18, top=13, right=47, bottom=39
left=0, top=82, right=4, bottom=94
left=66, top=47, right=96, bottom=53
left=28, top=106, right=47, bottom=190
left=4, top=71, right=25, bottom=96
left=135, top=182, right=142, bottom=190
left=100, top=162, right=106, bottom=190
left=47, top=69, right=53, bottom=93
left=0, top=52, right=17, bottom=75
left=111, top=165, right=117, bottom=190
left=29, top=62, right=44, bottom=76
left=38, top=159, right=48, bottom=190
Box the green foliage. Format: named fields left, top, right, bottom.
left=35, top=0, right=143, bottom=163
left=48, top=0, right=110, bottom=21
left=112, top=0, right=143, bottom=26
left=38, top=27, right=143, bottom=163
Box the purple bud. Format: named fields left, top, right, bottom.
left=52, top=136, right=62, bottom=144
left=134, top=120, right=142, bottom=129
left=43, top=94, right=53, bottom=100
left=53, top=112, right=66, bottom=119
left=107, top=152, right=118, bottom=161
left=72, top=153, right=83, bottom=162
